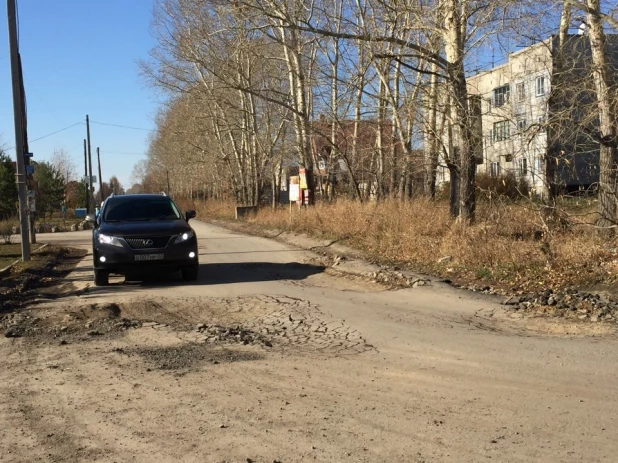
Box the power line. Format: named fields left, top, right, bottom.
left=3, top=121, right=84, bottom=151
left=90, top=120, right=154, bottom=132
left=30, top=121, right=84, bottom=143
left=0, top=119, right=154, bottom=153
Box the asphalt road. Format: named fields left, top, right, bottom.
left=1, top=220, right=617, bottom=462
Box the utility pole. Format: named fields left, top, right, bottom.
left=7, top=0, right=30, bottom=260
left=86, top=115, right=94, bottom=211
left=83, top=139, right=89, bottom=212
left=97, top=147, right=103, bottom=202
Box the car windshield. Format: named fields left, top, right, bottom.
left=103, top=198, right=182, bottom=222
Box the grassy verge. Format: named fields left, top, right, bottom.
left=0, top=243, right=46, bottom=270
left=179, top=197, right=616, bottom=293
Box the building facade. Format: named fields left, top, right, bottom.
left=436, top=34, right=618, bottom=196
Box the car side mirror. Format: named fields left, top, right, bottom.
left=185, top=210, right=197, bottom=222
left=85, top=213, right=96, bottom=223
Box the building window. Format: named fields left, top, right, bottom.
left=437, top=166, right=447, bottom=183
left=489, top=162, right=501, bottom=178
left=515, top=157, right=528, bottom=176
left=536, top=76, right=546, bottom=96
left=493, top=85, right=510, bottom=107
left=537, top=115, right=546, bottom=132
left=535, top=157, right=542, bottom=173
left=493, top=120, right=510, bottom=142
left=517, top=119, right=527, bottom=132
left=516, top=83, right=526, bottom=102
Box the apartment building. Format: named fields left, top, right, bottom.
left=436, top=34, right=618, bottom=196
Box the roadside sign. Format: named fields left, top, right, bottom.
left=27, top=190, right=35, bottom=199
left=83, top=175, right=98, bottom=183
left=24, top=152, right=33, bottom=158
left=289, top=184, right=300, bottom=202
left=25, top=165, right=35, bottom=175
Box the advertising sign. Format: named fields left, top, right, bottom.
left=299, top=168, right=308, bottom=189
left=289, top=183, right=300, bottom=202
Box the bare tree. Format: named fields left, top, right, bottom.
left=50, top=148, right=77, bottom=184
left=109, top=176, right=125, bottom=195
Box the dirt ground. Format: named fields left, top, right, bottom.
left=1, top=221, right=617, bottom=462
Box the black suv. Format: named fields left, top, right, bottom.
left=87, top=193, right=199, bottom=286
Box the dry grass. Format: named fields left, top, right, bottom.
left=186, top=197, right=616, bottom=292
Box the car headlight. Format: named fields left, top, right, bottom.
left=174, top=230, right=195, bottom=244
left=98, top=233, right=123, bottom=247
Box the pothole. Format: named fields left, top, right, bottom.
left=4, top=295, right=376, bottom=357
left=116, top=344, right=263, bottom=370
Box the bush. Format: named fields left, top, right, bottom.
left=0, top=218, right=17, bottom=244
left=476, top=172, right=530, bottom=200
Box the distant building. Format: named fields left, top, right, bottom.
left=310, top=117, right=406, bottom=199
left=436, top=34, right=618, bottom=196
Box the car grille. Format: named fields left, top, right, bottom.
left=124, top=236, right=171, bottom=249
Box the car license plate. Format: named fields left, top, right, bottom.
left=134, top=253, right=164, bottom=261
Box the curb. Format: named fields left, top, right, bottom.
left=0, top=243, right=50, bottom=278
left=0, top=259, right=20, bottom=277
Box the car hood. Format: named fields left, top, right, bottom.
left=99, top=220, right=192, bottom=237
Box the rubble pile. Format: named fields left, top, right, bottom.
left=503, top=288, right=618, bottom=322
left=196, top=323, right=273, bottom=347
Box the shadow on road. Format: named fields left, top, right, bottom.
left=8, top=260, right=327, bottom=306
left=40, top=261, right=327, bottom=299
left=197, top=261, right=325, bottom=285
left=118, top=261, right=325, bottom=287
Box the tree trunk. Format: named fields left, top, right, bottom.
left=545, top=3, right=572, bottom=204
left=443, top=0, right=475, bottom=223
left=587, top=0, right=618, bottom=233
left=425, top=64, right=440, bottom=198
left=376, top=61, right=387, bottom=200
left=278, top=21, right=313, bottom=171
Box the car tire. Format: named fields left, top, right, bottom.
left=182, top=264, right=199, bottom=281
left=94, top=268, right=109, bottom=286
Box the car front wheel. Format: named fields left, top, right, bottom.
left=94, top=268, right=109, bottom=286
left=181, top=264, right=199, bottom=281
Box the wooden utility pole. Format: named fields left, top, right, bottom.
left=84, top=139, right=89, bottom=212
left=97, top=147, right=103, bottom=202
left=86, top=115, right=94, bottom=212
left=7, top=0, right=30, bottom=260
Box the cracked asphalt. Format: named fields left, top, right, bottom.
left=1, top=220, right=617, bottom=462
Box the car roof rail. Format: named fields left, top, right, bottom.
left=109, top=192, right=115, bottom=198
left=160, top=191, right=167, bottom=196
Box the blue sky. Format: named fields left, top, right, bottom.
left=0, top=0, right=159, bottom=189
